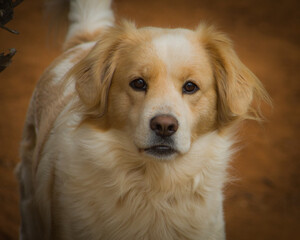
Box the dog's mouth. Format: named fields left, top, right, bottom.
left=143, top=145, right=177, bottom=158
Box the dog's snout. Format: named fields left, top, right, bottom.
left=150, top=115, right=178, bottom=137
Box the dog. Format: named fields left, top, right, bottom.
left=16, top=0, right=270, bottom=239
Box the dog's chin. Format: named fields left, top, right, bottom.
left=142, top=145, right=178, bottom=161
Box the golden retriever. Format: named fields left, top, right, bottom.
left=16, top=0, right=270, bottom=239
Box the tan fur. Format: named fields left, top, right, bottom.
left=197, top=24, right=271, bottom=126
left=17, top=2, right=270, bottom=240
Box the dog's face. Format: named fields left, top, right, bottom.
left=107, top=28, right=217, bottom=160
left=74, top=23, right=268, bottom=160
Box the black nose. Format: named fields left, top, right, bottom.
left=150, top=115, right=178, bottom=137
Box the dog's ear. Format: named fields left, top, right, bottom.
left=70, top=21, right=137, bottom=115
left=197, top=24, right=271, bottom=126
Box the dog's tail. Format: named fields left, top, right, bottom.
left=46, top=0, right=115, bottom=49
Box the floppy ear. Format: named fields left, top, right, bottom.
left=197, top=24, right=271, bottom=126
left=71, top=21, right=137, bottom=115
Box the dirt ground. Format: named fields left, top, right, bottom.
left=0, top=0, right=299, bottom=239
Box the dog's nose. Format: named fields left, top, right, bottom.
left=150, top=115, right=178, bottom=137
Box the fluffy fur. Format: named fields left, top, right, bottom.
left=16, top=0, right=271, bottom=239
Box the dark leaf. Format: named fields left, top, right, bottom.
left=0, top=48, right=16, bottom=72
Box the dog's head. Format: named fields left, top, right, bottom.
left=71, top=22, right=270, bottom=160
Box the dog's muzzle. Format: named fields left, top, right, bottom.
left=143, top=114, right=179, bottom=159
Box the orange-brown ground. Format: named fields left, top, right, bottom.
left=0, top=0, right=299, bottom=239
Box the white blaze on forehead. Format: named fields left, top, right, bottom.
left=152, top=33, right=194, bottom=70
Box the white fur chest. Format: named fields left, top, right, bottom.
left=44, top=116, right=232, bottom=240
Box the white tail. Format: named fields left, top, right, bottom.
left=66, top=0, right=115, bottom=41
left=45, top=0, right=115, bottom=46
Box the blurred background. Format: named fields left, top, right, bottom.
left=0, top=0, right=299, bottom=239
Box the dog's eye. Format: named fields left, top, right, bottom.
left=182, top=81, right=199, bottom=94
left=130, top=78, right=147, bottom=91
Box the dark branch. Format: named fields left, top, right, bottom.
left=0, top=0, right=23, bottom=34
left=0, top=0, right=23, bottom=72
